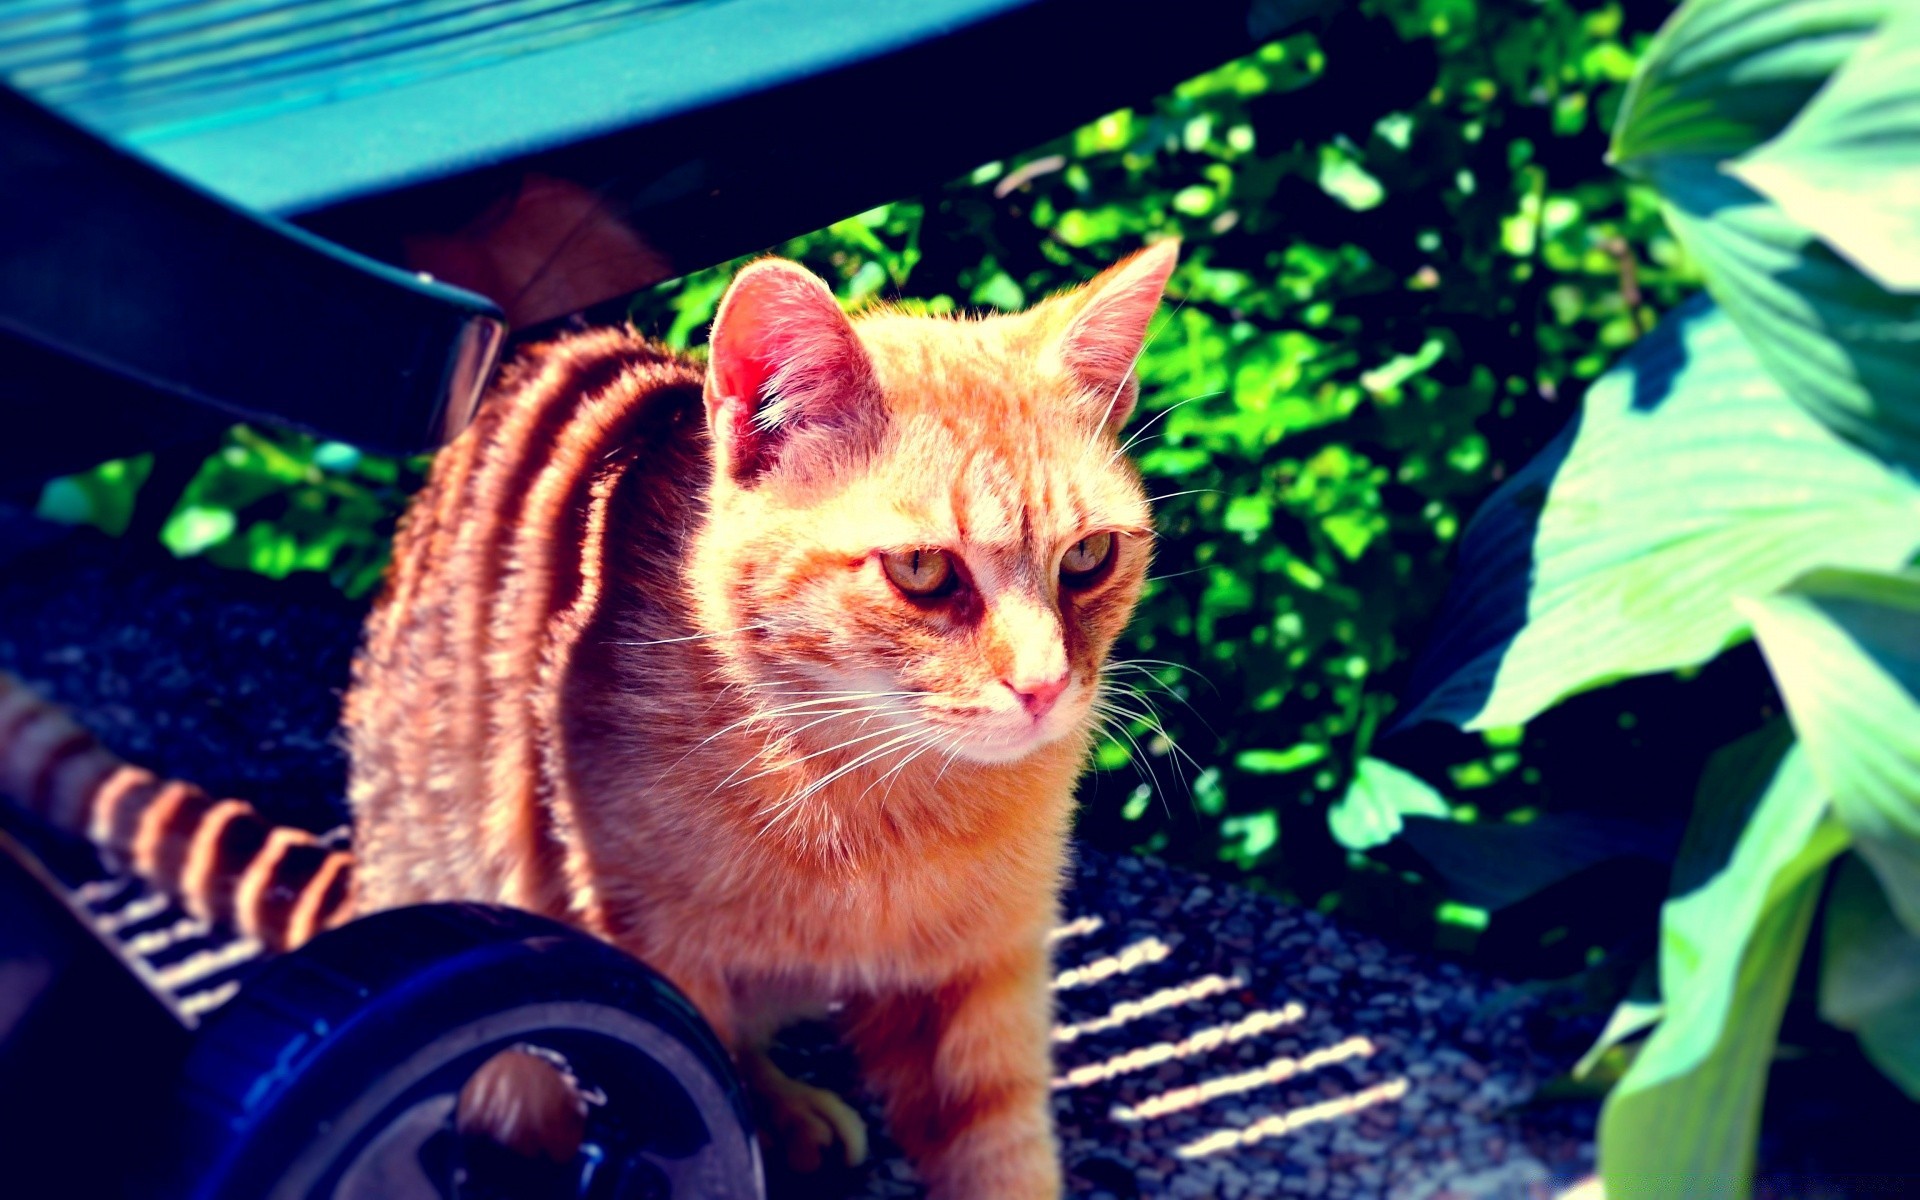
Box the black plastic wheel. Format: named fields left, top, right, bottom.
left=170, top=904, right=763, bottom=1200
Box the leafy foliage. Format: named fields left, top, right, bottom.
left=1399, top=0, right=1920, bottom=1188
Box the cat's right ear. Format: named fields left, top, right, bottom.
left=705, top=259, right=879, bottom=484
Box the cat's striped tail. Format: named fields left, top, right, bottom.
left=0, top=671, right=353, bottom=952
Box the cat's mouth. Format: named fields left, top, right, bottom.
left=929, top=696, right=1084, bottom=766
left=763, top=669, right=1079, bottom=767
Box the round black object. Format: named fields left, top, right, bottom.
left=171, top=904, right=763, bottom=1200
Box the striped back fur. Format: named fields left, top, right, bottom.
left=342, top=329, right=707, bottom=928
left=0, top=672, right=352, bottom=951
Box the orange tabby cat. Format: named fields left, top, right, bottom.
left=0, top=240, right=1177, bottom=1198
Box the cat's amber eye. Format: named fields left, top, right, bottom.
left=1060, top=532, right=1117, bottom=587
left=881, top=548, right=957, bottom=598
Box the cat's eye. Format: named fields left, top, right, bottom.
left=881, top=548, right=956, bottom=598
left=1060, top=532, right=1117, bottom=587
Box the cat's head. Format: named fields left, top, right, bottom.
left=694, top=243, right=1175, bottom=766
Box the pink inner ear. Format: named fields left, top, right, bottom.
left=705, top=259, right=871, bottom=477
left=1059, top=240, right=1179, bottom=429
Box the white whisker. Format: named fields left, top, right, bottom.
left=603, top=622, right=768, bottom=648
left=1112, top=389, right=1222, bottom=462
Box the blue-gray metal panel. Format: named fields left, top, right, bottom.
left=1, top=0, right=1037, bottom=214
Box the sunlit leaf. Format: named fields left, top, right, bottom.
left=311, top=441, right=362, bottom=473
left=1317, top=145, right=1384, bottom=211
left=1611, top=0, right=1890, bottom=168
left=1600, top=865, right=1826, bottom=1198
left=1397, top=299, right=1920, bottom=731
left=1613, top=0, right=1920, bottom=473
left=1328, top=757, right=1448, bottom=852
left=1744, top=568, right=1920, bottom=929
left=162, top=504, right=237, bottom=556
left=1220, top=809, right=1280, bottom=867
left=34, top=477, right=92, bottom=526
left=1235, top=744, right=1327, bottom=774
left=1656, top=160, right=1920, bottom=477
left=1599, top=730, right=1846, bottom=1199
left=1730, top=10, right=1920, bottom=292
left=36, top=456, right=150, bottom=536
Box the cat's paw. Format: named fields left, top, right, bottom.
left=757, top=1073, right=869, bottom=1173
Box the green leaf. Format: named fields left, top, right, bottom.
left=311, top=441, right=362, bottom=473
left=1220, top=809, right=1280, bottom=868
left=1600, top=862, right=1826, bottom=1198
left=1599, top=730, right=1846, bottom=1199
left=1397, top=300, right=1920, bottom=731
left=1577, top=971, right=1664, bottom=1080
left=1659, top=726, right=1844, bottom=1012
left=1820, top=856, right=1920, bottom=1097
left=1327, top=757, right=1448, bottom=852
left=1235, top=743, right=1327, bottom=774
left=162, top=504, right=238, bottom=556
left=1744, top=568, right=1920, bottom=929
left=1612, top=0, right=1891, bottom=169
left=1613, top=0, right=1920, bottom=473
left=970, top=271, right=1026, bottom=312
left=36, top=456, right=151, bottom=537
left=1398, top=812, right=1674, bottom=910
left=34, top=477, right=93, bottom=526
left=1730, top=10, right=1920, bottom=292
left=1657, top=159, right=1920, bottom=477
left=1317, top=145, right=1384, bottom=211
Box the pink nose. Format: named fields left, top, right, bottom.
left=1007, top=673, right=1070, bottom=719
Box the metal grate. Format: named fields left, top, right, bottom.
left=68, top=871, right=264, bottom=1025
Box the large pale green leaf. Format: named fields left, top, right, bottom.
left=1600, top=867, right=1826, bottom=1198
left=1657, top=727, right=1841, bottom=1046
left=1599, top=730, right=1846, bottom=1198
left=1395, top=300, right=1920, bottom=731
left=1613, top=0, right=1920, bottom=474
left=1744, top=568, right=1920, bottom=929
left=1820, top=856, right=1920, bottom=1097
left=1657, top=158, right=1920, bottom=477
left=1612, top=0, right=1891, bottom=168
left=1732, top=11, right=1920, bottom=292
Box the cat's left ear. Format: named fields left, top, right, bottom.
left=705, top=258, right=880, bottom=484
left=1054, top=239, right=1179, bottom=435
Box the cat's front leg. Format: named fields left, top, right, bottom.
left=845, top=943, right=1060, bottom=1200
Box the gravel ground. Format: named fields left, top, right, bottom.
left=775, top=849, right=1599, bottom=1200
left=1, top=516, right=1607, bottom=1199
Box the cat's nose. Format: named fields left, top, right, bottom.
left=1006, top=673, right=1070, bottom=719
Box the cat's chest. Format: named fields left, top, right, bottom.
left=661, top=829, right=1058, bottom=999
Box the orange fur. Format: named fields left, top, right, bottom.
left=0, top=242, right=1179, bottom=1198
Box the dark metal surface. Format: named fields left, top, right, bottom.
left=0, top=1, right=1333, bottom=471
left=0, top=827, right=194, bottom=1197
left=298, top=0, right=1320, bottom=329
left=0, top=83, right=505, bottom=478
